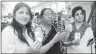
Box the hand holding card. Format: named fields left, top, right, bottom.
left=35, top=26, right=44, bottom=43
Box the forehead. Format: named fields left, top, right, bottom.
left=44, top=9, right=53, bottom=14
left=17, top=7, right=29, bottom=12
left=75, top=9, right=83, bottom=14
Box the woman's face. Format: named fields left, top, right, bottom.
left=14, top=7, right=30, bottom=25
left=43, top=9, right=54, bottom=25
left=74, top=10, right=84, bottom=23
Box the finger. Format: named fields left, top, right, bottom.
left=76, top=39, right=80, bottom=43
left=34, top=41, right=39, bottom=45
left=73, top=39, right=80, bottom=45
left=72, top=40, right=77, bottom=43
left=59, top=32, right=65, bottom=37
left=36, top=43, right=42, bottom=50
left=34, top=42, right=40, bottom=47
left=59, top=32, right=64, bottom=34
left=74, top=42, right=80, bottom=46
left=33, top=41, right=40, bottom=49
left=62, top=32, right=66, bottom=35
left=34, top=41, right=38, bottom=44
left=34, top=42, right=41, bottom=51
left=55, top=32, right=61, bottom=37
left=34, top=41, right=41, bottom=48
left=57, top=32, right=61, bottom=34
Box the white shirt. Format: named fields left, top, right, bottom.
left=2, top=26, right=34, bottom=53
left=67, top=27, right=95, bottom=53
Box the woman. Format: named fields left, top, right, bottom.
left=36, top=8, right=65, bottom=54
left=2, top=3, right=65, bottom=53
left=2, top=3, right=42, bottom=53
left=64, top=6, right=95, bottom=53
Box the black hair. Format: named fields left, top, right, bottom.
left=72, top=6, right=85, bottom=18
left=40, top=8, right=53, bottom=18
left=11, top=3, right=35, bottom=46
left=35, top=12, right=39, bottom=16
left=35, top=12, right=40, bottom=18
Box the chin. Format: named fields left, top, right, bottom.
left=22, top=21, right=29, bottom=25
left=20, top=23, right=27, bottom=26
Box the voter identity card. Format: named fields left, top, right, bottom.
left=75, top=32, right=80, bottom=40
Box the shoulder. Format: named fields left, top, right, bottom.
left=84, top=26, right=93, bottom=37
left=2, top=25, right=15, bottom=37
left=2, top=25, right=16, bottom=53
left=83, top=22, right=92, bottom=32
left=2, top=25, right=16, bottom=46
left=83, top=22, right=91, bottom=27
left=2, top=25, right=14, bottom=33
left=86, top=27, right=93, bottom=33
left=84, top=27, right=94, bottom=39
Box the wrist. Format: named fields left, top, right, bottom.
left=70, top=41, right=73, bottom=45
left=48, top=39, right=56, bottom=48
left=50, top=40, right=55, bottom=46
left=63, top=41, right=73, bottom=47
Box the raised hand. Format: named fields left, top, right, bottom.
left=34, top=26, right=44, bottom=43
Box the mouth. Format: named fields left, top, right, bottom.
left=79, top=18, right=83, bottom=21
left=48, top=20, right=53, bottom=22
left=21, top=18, right=28, bottom=22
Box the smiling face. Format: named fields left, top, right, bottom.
left=42, top=9, right=54, bottom=25
left=14, top=7, right=30, bottom=26
left=74, top=10, right=84, bottom=23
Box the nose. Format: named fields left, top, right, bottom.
left=79, top=14, right=83, bottom=18
left=23, top=13, right=27, bottom=18
left=48, top=14, right=52, bottom=17
left=49, top=16, right=53, bottom=20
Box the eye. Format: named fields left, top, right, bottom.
left=26, top=12, right=30, bottom=15
left=19, top=11, right=24, bottom=14
left=75, top=13, right=79, bottom=16
left=80, top=12, right=83, bottom=15
left=44, top=13, right=47, bottom=15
